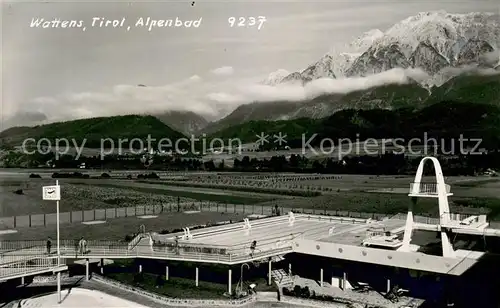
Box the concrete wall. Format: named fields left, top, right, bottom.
left=293, top=239, right=470, bottom=275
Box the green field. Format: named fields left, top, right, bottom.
left=264, top=192, right=500, bottom=219
left=90, top=182, right=275, bottom=204
left=2, top=173, right=500, bottom=221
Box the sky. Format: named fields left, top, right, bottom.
left=1, top=0, right=499, bottom=129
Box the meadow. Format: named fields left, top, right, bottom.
left=1, top=172, right=500, bottom=223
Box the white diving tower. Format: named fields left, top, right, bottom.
left=400, top=156, right=491, bottom=258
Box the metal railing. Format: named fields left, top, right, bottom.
left=0, top=239, right=294, bottom=267
left=409, top=183, right=451, bottom=195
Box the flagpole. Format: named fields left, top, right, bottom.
left=56, top=179, right=60, bottom=264
left=42, top=181, right=62, bottom=303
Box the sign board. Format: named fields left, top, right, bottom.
left=42, top=185, right=61, bottom=201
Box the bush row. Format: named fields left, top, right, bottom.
left=52, top=172, right=90, bottom=179
left=282, top=286, right=380, bottom=307
left=138, top=181, right=322, bottom=197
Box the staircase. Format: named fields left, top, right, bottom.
left=271, top=269, right=293, bottom=287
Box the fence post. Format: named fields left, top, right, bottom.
left=104, top=209, right=107, bottom=220
left=44, top=214, right=46, bottom=226
left=70, top=211, right=72, bottom=223
left=93, top=209, right=96, bottom=221
left=29, top=215, right=32, bottom=227
left=135, top=206, right=137, bottom=216
left=13, top=216, right=16, bottom=228
left=82, top=209, right=84, bottom=222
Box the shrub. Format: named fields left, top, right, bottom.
left=52, top=172, right=90, bottom=179
left=138, top=172, right=160, bottom=179
left=155, top=274, right=165, bottom=287
left=293, top=285, right=302, bottom=297
left=301, top=286, right=311, bottom=298
left=133, top=272, right=144, bottom=284
left=29, top=173, right=41, bottom=178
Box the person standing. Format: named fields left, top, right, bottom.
left=78, top=237, right=87, bottom=254
left=250, top=240, right=257, bottom=257
left=174, top=236, right=180, bottom=255
left=46, top=237, right=52, bottom=254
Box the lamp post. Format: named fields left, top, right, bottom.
left=238, top=263, right=250, bottom=295
left=42, top=180, right=61, bottom=303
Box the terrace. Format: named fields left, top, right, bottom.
left=150, top=213, right=381, bottom=258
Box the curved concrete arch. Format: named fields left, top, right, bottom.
left=412, top=156, right=450, bottom=220
left=403, top=156, right=454, bottom=258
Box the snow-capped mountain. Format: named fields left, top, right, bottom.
left=348, top=29, right=385, bottom=51
left=409, top=42, right=449, bottom=75
left=280, top=54, right=337, bottom=85
left=456, top=39, right=495, bottom=66
left=209, top=11, right=500, bottom=132
left=265, top=11, right=499, bottom=86
left=263, top=69, right=290, bottom=85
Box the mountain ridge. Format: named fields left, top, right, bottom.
left=0, top=114, right=187, bottom=149
left=204, top=72, right=500, bottom=134
left=209, top=101, right=500, bottom=149
left=265, top=11, right=499, bottom=87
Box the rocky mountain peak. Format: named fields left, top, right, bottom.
left=410, top=42, right=450, bottom=75
left=346, top=44, right=410, bottom=77
left=456, top=39, right=495, bottom=66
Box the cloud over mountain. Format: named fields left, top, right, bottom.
left=12, top=67, right=430, bottom=128
left=211, top=66, right=235, bottom=76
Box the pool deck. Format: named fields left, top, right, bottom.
left=153, top=214, right=406, bottom=250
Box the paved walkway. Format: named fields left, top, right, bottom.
left=81, top=280, right=169, bottom=308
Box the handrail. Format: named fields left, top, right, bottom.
left=0, top=241, right=294, bottom=269
left=409, top=182, right=451, bottom=195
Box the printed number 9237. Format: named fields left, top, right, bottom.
left=228, top=16, right=267, bottom=30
